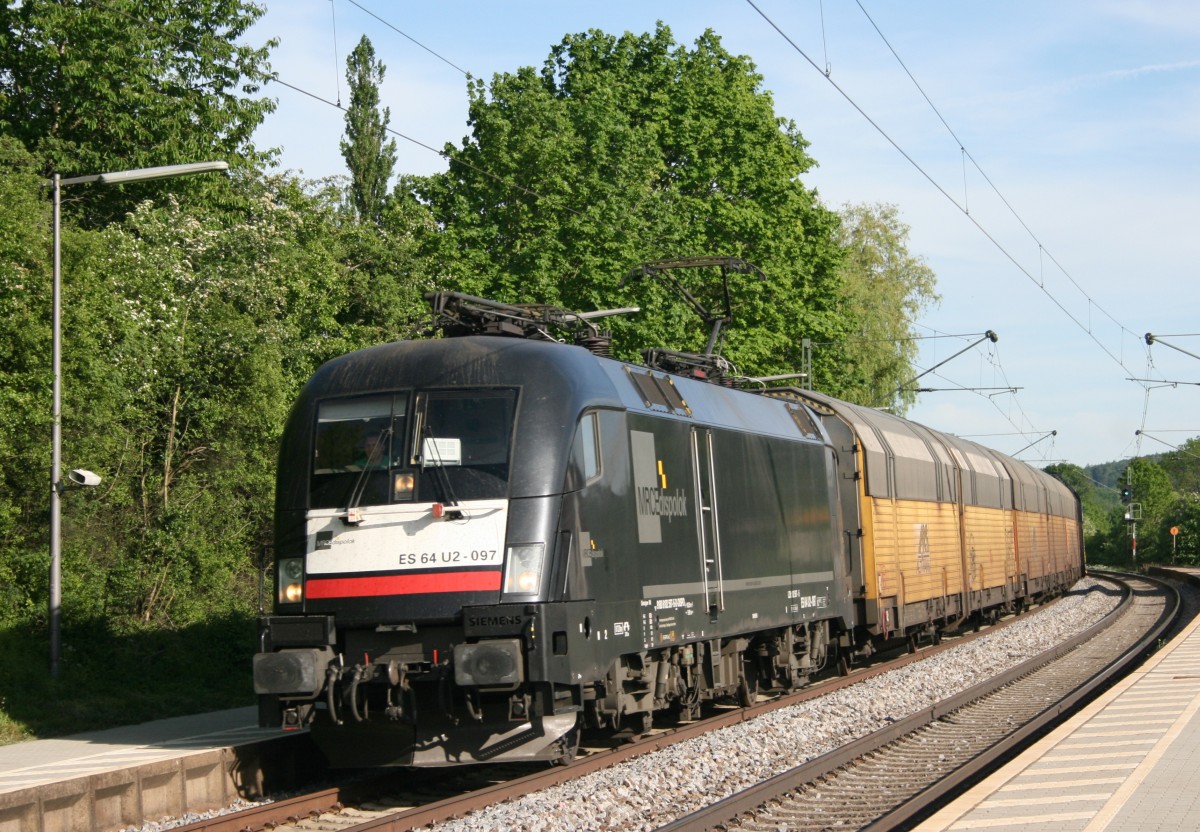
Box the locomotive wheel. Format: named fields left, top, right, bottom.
left=736, top=675, right=755, bottom=708
left=552, top=724, right=580, bottom=766
left=633, top=710, right=653, bottom=735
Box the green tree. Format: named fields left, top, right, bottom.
left=64, top=177, right=362, bottom=626
left=1045, top=462, right=1112, bottom=543
left=1127, top=458, right=1174, bottom=532
left=0, top=0, right=276, bottom=221
left=407, top=25, right=850, bottom=386
left=1157, top=437, right=1200, bottom=495
left=1, top=168, right=336, bottom=629
left=832, top=203, right=939, bottom=412
left=1164, top=494, right=1200, bottom=566
left=341, top=35, right=398, bottom=224
left=1098, top=457, right=1175, bottom=565
left=0, top=155, right=441, bottom=633
left=0, top=136, right=52, bottom=625
left=335, top=190, right=437, bottom=338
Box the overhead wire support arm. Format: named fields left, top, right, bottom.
left=1126, top=377, right=1200, bottom=389
left=902, top=386, right=1021, bottom=394
left=1135, top=430, right=1200, bottom=460
left=1145, top=333, right=1200, bottom=363
left=1011, top=429, right=1057, bottom=457
left=877, top=330, right=998, bottom=406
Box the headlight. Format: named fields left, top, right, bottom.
left=278, top=557, right=304, bottom=604
left=502, top=543, right=545, bottom=595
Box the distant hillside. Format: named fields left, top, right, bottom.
left=1083, top=460, right=1124, bottom=489
left=1083, top=455, right=1165, bottom=490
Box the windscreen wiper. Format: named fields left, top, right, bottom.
left=421, top=424, right=461, bottom=508
left=345, top=426, right=391, bottom=513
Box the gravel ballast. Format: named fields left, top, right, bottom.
left=436, top=578, right=1119, bottom=832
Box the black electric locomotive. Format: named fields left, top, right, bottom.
left=254, top=289, right=856, bottom=766
left=253, top=282, right=1083, bottom=768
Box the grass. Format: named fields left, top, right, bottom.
left=0, top=612, right=257, bottom=744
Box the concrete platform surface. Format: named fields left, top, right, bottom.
left=918, top=567, right=1200, bottom=832
left=0, top=706, right=275, bottom=795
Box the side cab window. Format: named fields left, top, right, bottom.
left=566, top=411, right=603, bottom=491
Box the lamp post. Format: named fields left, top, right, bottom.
left=48, top=161, right=229, bottom=677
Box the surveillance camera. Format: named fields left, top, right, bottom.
left=68, top=469, right=102, bottom=488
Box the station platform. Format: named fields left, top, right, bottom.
left=0, top=706, right=313, bottom=831
left=0, top=707, right=265, bottom=794
left=918, top=566, right=1200, bottom=831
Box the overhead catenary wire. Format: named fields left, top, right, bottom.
left=330, top=0, right=342, bottom=106
left=749, top=0, right=1200, bottom=464
left=92, top=1, right=596, bottom=227
left=744, top=0, right=1156, bottom=390
left=317, top=0, right=1149, bottom=428
left=343, top=0, right=471, bottom=77
left=853, top=0, right=1129, bottom=338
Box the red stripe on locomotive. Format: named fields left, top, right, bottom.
left=306, top=570, right=502, bottom=598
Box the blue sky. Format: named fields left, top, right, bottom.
left=248, top=1, right=1200, bottom=470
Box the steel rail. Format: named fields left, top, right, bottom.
left=866, top=571, right=1180, bottom=830
left=659, top=571, right=1177, bottom=832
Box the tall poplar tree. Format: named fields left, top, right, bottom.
left=340, top=35, right=397, bottom=224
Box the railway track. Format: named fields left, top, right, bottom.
left=152, top=575, right=1156, bottom=832
left=662, top=570, right=1180, bottom=832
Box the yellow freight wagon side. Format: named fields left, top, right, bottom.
left=1060, top=514, right=1083, bottom=568
left=1014, top=509, right=1048, bottom=584
left=859, top=468, right=888, bottom=604
left=776, top=387, right=1082, bottom=641
left=962, top=504, right=1016, bottom=597
left=870, top=497, right=963, bottom=608
left=1043, top=474, right=1084, bottom=581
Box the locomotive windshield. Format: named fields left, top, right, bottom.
left=412, top=390, right=516, bottom=502
left=309, top=389, right=516, bottom=509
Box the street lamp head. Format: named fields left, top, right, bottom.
left=96, top=161, right=229, bottom=186
left=67, top=469, right=102, bottom=488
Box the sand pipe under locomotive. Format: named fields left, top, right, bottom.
left=253, top=260, right=1083, bottom=767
